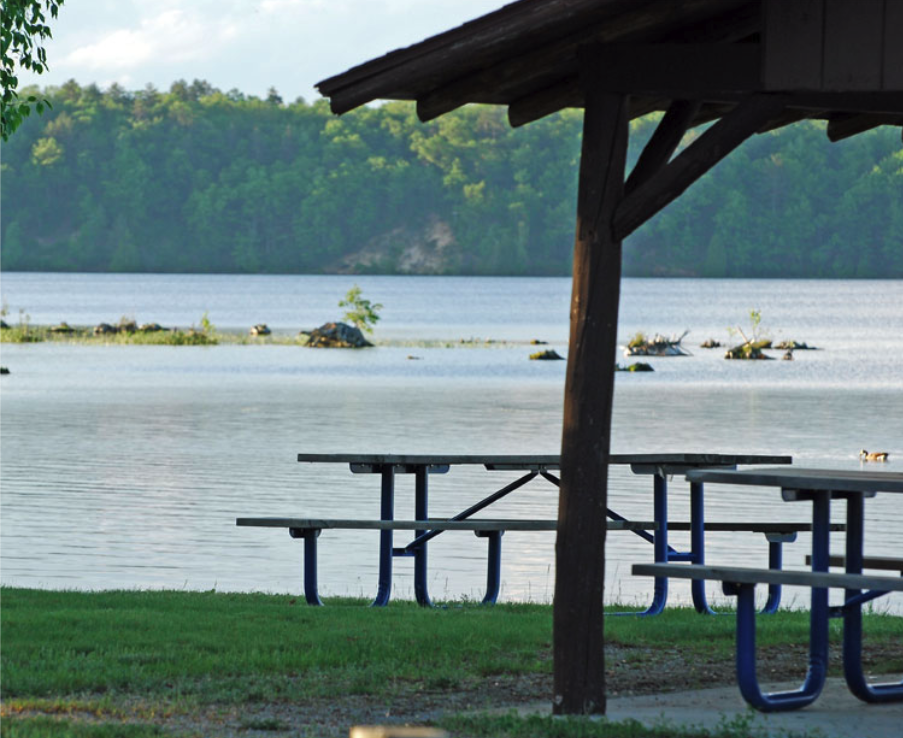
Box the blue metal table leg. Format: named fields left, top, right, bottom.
left=761, top=536, right=787, bottom=614
left=413, top=466, right=433, bottom=608
left=689, top=481, right=716, bottom=614
left=691, top=481, right=786, bottom=616
left=843, top=494, right=903, bottom=702
left=645, top=473, right=669, bottom=615
left=610, top=472, right=669, bottom=617
left=476, top=530, right=504, bottom=604
left=372, top=465, right=395, bottom=607
left=731, top=494, right=830, bottom=711
left=289, top=527, right=324, bottom=606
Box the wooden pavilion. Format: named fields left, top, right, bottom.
left=316, top=0, right=903, bottom=715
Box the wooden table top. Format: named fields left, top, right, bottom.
left=685, top=467, right=903, bottom=494
left=296, top=453, right=792, bottom=469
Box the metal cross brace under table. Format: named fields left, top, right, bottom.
left=686, top=467, right=903, bottom=711
left=296, top=452, right=791, bottom=610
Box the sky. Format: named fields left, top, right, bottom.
left=18, top=0, right=507, bottom=102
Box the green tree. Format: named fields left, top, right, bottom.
left=30, top=134, right=62, bottom=165
left=108, top=215, right=141, bottom=272
left=339, top=285, right=382, bottom=334
left=1, top=0, right=64, bottom=140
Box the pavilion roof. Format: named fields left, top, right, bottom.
left=317, top=0, right=903, bottom=139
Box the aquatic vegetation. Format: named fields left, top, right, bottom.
left=339, top=285, right=382, bottom=334
left=725, top=310, right=774, bottom=360
left=0, top=314, right=220, bottom=346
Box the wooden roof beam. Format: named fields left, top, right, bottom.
left=415, top=2, right=760, bottom=123
left=507, top=81, right=666, bottom=127
left=581, top=43, right=762, bottom=95
left=784, top=92, right=903, bottom=116
left=507, top=78, right=582, bottom=127
left=506, top=39, right=763, bottom=127
left=826, top=113, right=903, bottom=142
left=613, top=93, right=788, bottom=241
left=510, top=87, right=903, bottom=129
left=756, top=109, right=818, bottom=133
left=507, top=43, right=761, bottom=127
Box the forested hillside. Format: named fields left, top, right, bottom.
left=2, top=80, right=901, bottom=277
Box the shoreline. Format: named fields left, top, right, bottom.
left=0, top=323, right=545, bottom=349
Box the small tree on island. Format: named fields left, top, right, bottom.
left=339, top=285, right=382, bottom=335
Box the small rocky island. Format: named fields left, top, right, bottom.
left=302, top=322, right=373, bottom=348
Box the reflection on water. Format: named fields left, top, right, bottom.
left=1, top=275, right=901, bottom=615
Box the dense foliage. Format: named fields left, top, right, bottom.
left=1, top=0, right=64, bottom=140
left=2, top=80, right=901, bottom=277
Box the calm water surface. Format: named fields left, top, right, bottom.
left=2, top=273, right=901, bottom=614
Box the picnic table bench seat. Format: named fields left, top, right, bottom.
left=805, top=554, right=903, bottom=573
left=237, top=516, right=840, bottom=607
left=633, top=563, right=903, bottom=711
left=632, top=562, right=903, bottom=592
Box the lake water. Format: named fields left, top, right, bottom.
left=1, top=273, right=901, bottom=614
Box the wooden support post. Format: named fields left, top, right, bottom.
left=554, top=84, right=628, bottom=716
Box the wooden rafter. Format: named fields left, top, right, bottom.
left=507, top=78, right=584, bottom=128
left=321, top=0, right=671, bottom=115
left=413, top=1, right=755, bottom=123
left=507, top=84, right=662, bottom=128
left=827, top=113, right=903, bottom=142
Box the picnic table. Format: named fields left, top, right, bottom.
left=239, top=452, right=796, bottom=608
left=634, top=467, right=903, bottom=711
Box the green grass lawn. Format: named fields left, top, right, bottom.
left=2, top=588, right=901, bottom=737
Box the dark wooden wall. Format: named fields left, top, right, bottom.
left=764, top=0, right=903, bottom=91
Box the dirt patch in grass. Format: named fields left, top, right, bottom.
left=6, top=642, right=901, bottom=737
